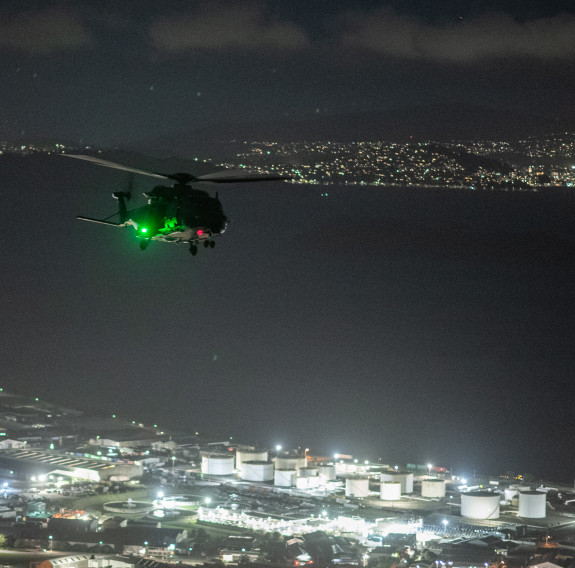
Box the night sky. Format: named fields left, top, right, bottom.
left=1, top=2, right=575, bottom=482
left=1, top=0, right=575, bottom=143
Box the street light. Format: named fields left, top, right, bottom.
left=49, top=535, right=53, bottom=551
left=427, top=463, right=433, bottom=476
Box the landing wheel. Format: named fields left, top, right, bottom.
left=203, top=240, right=210, bottom=248
left=139, top=239, right=149, bottom=250
left=190, top=244, right=198, bottom=256
left=210, top=240, right=215, bottom=249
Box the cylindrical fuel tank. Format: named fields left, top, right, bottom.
left=274, top=469, right=296, bottom=487
left=240, top=460, right=274, bottom=482
left=461, top=491, right=500, bottom=519
left=345, top=476, right=369, bottom=498
left=380, top=472, right=414, bottom=493
left=380, top=482, right=402, bottom=501
left=201, top=455, right=235, bottom=476
left=518, top=491, right=546, bottom=518
left=236, top=450, right=268, bottom=470
left=421, top=478, right=446, bottom=498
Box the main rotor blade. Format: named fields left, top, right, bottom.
left=64, top=155, right=290, bottom=184
left=196, top=170, right=290, bottom=183
left=63, top=154, right=169, bottom=180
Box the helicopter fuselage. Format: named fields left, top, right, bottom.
left=125, top=184, right=228, bottom=244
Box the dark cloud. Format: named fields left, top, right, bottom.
left=338, top=8, right=575, bottom=62
left=0, top=7, right=93, bottom=54
left=149, top=1, right=309, bottom=53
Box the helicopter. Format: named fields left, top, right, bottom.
left=65, top=154, right=288, bottom=255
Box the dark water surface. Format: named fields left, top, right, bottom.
left=1, top=155, right=574, bottom=482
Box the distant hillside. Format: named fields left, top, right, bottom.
left=133, top=103, right=575, bottom=159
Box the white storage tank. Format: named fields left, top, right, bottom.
left=345, top=476, right=370, bottom=498
left=421, top=478, right=446, bottom=498
left=274, top=469, right=296, bottom=487
left=518, top=491, right=546, bottom=518
left=236, top=450, right=268, bottom=469
left=317, top=465, right=336, bottom=482
left=201, top=454, right=235, bottom=476
left=381, top=472, right=414, bottom=494
left=298, top=467, right=319, bottom=478
left=241, top=460, right=274, bottom=482
left=461, top=491, right=500, bottom=519
left=380, top=481, right=402, bottom=501
left=274, top=457, right=306, bottom=470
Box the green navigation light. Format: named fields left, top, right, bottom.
left=140, top=227, right=148, bottom=234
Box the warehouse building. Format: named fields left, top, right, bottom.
left=0, top=449, right=142, bottom=482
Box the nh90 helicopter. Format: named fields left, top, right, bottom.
left=66, top=154, right=288, bottom=255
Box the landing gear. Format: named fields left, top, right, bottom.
left=189, top=240, right=213, bottom=256
left=139, top=239, right=150, bottom=250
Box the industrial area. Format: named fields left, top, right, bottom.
left=1, top=390, right=575, bottom=568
